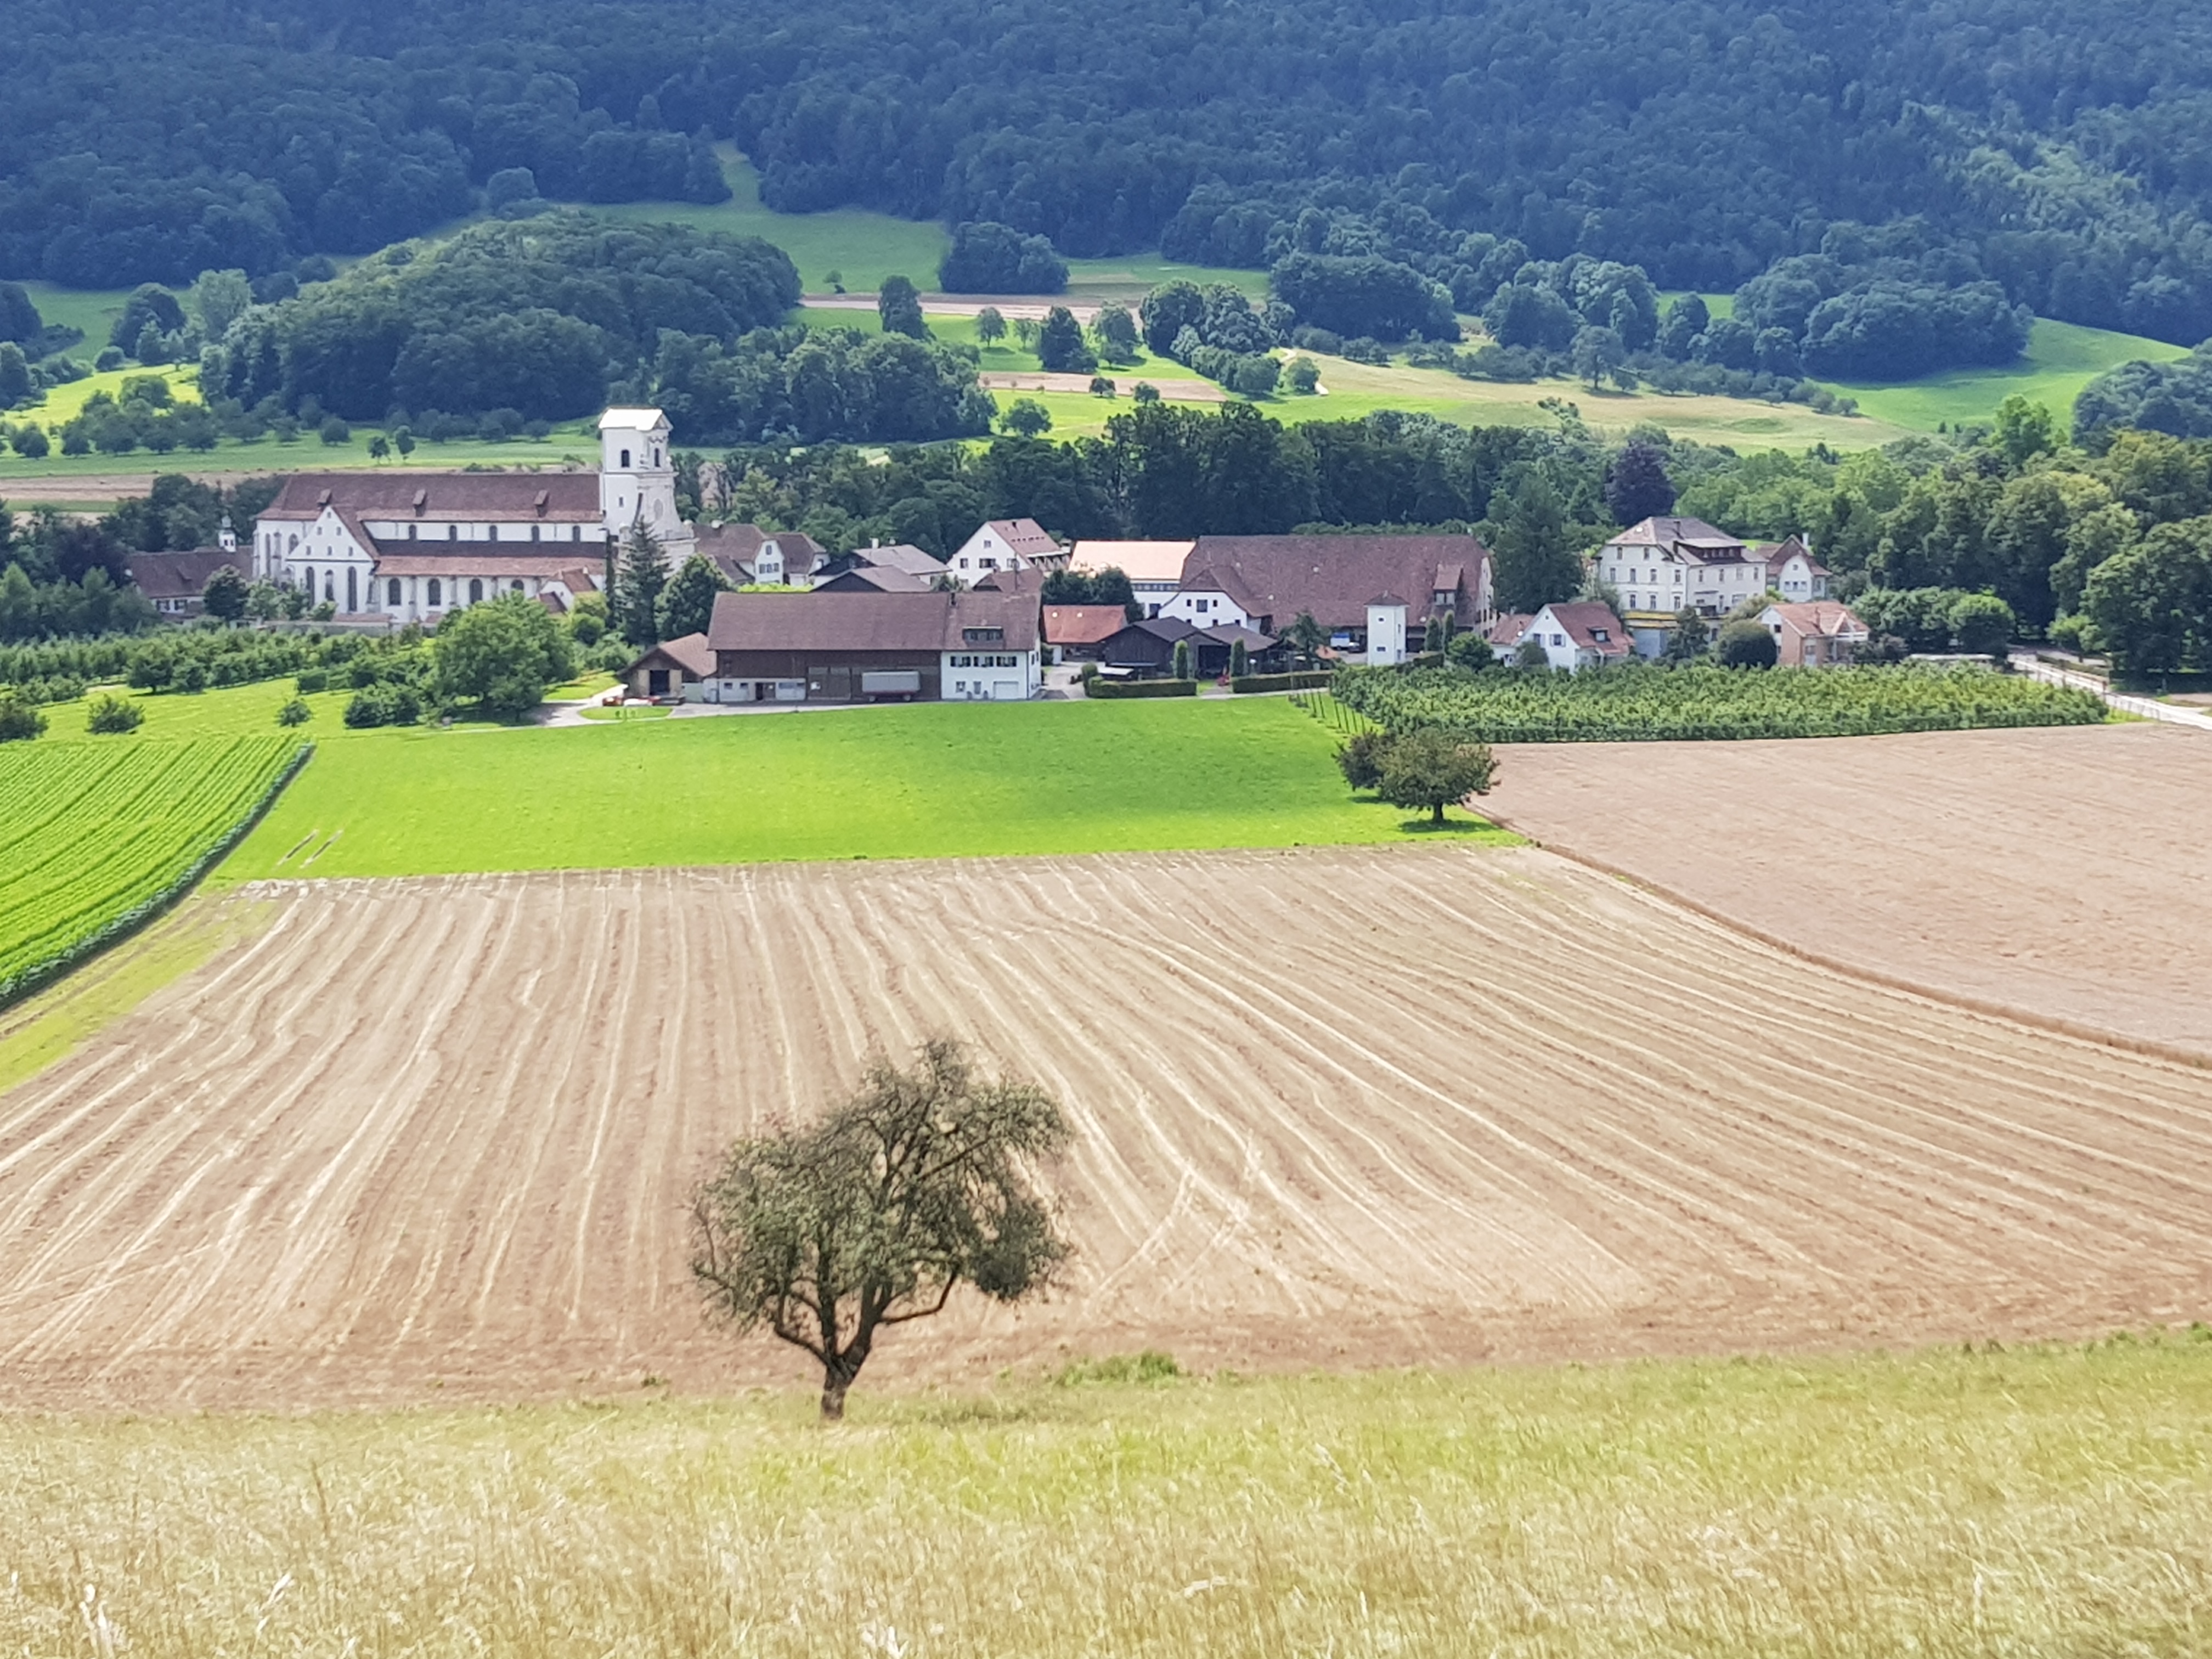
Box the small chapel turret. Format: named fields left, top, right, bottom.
left=597, top=407, right=696, bottom=560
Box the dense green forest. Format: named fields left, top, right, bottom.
left=7, top=0, right=2212, bottom=352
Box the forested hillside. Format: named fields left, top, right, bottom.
left=5, top=0, right=2212, bottom=351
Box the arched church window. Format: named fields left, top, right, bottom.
left=531, top=525, right=540, bottom=541
left=469, top=578, right=483, bottom=603
left=427, top=579, right=441, bottom=607
left=447, top=525, right=458, bottom=541
left=512, top=579, right=524, bottom=594
left=388, top=579, right=402, bottom=605
left=620, top=449, right=632, bottom=468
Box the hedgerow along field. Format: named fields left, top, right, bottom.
left=0, top=734, right=305, bottom=1005
left=219, top=697, right=1499, bottom=882
left=8, top=1339, right=2210, bottom=1657
left=1327, top=662, right=2108, bottom=743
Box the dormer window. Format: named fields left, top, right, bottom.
left=962, top=627, right=1005, bottom=644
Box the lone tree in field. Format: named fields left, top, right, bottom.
left=1376, top=729, right=1497, bottom=825
left=691, top=1036, right=1072, bottom=1420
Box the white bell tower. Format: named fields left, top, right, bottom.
left=598, top=407, right=696, bottom=561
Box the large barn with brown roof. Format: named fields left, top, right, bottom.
left=704, top=589, right=1041, bottom=703
left=1152, top=534, right=1491, bottom=659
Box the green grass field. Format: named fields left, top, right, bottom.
left=217, top=697, right=1485, bottom=882
left=13, top=280, right=132, bottom=364
left=7, top=1336, right=2209, bottom=1656
left=1820, top=316, right=2193, bottom=430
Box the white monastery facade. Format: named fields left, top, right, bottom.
left=251, top=406, right=690, bottom=624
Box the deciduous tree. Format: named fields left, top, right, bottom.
left=691, top=1036, right=1071, bottom=1420
left=1376, top=729, right=1497, bottom=823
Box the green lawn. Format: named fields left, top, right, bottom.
left=0, top=420, right=603, bottom=490
left=8, top=1336, right=2210, bottom=1656
left=217, top=697, right=1487, bottom=882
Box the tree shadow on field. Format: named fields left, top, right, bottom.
left=1395, top=816, right=1499, bottom=836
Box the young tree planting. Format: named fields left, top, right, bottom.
left=691, top=1036, right=1071, bottom=1420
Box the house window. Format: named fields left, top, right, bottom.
left=428, top=579, right=442, bottom=607
left=469, top=578, right=483, bottom=603
left=388, top=578, right=402, bottom=605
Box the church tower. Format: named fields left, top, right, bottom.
left=597, top=407, right=696, bottom=561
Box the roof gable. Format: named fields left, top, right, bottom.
left=1179, top=535, right=1489, bottom=627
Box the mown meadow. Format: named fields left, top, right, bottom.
left=5, top=1336, right=2209, bottom=1657
left=217, top=696, right=1500, bottom=882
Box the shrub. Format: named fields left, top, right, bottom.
left=1715, top=619, right=1779, bottom=668
left=276, top=697, right=312, bottom=727
left=84, top=692, right=145, bottom=733
left=318, top=415, right=352, bottom=445
left=0, top=692, right=46, bottom=741
left=294, top=669, right=329, bottom=693
left=1233, top=670, right=1333, bottom=693
left=1948, top=592, right=2017, bottom=656
left=1082, top=676, right=1197, bottom=699
left=1336, top=729, right=1389, bottom=789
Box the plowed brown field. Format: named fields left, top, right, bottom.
left=1486, top=721, right=2212, bottom=1056
left=3, top=845, right=2209, bottom=1409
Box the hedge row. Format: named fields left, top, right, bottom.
left=1232, top=671, right=1334, bottom=693
left=1084, top=677, right=1198, bottom=699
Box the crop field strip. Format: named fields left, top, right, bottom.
left=2, top=844, right=2208, bottom=1410
left=1329, top=662, right=2108, bottom=743
left=1483, top=721, right=2212, bottom=1059
left=0, top=737, right=306, bottom=1006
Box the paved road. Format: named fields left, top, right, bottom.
left=2009, top=651, right=2212, bottom=731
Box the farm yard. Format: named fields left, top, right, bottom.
left=0, top=735, right=305, bottom=1006
left=1482, top=722, right=2212, bottom=1058
left=3, top=844, right=2209, bottom=1411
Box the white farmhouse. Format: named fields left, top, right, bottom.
left=948, top=518, right=1065, bottom=582
left=1496, top=601, right=1632, bottom=671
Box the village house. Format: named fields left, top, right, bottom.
left=814, top=564, right=934, bottom=594
left=1096, top=616, right=1282, bottom=678
left=1594, top=516, right=1808, bottom=653
left=949, top=518, right=1065, bottom=582
left=1760, top=600, right=1869, bottom=666
left=845, top=541, right=949, bottom=583
left=693, top=523, right=827, bottom=587
left=1041, top=604, right=1130, bottom=662
left=127, top=523, right=246, bottom=616
left=703, top=589, right=1041, bottom=703
left=1759, top=535, right=1832, bottom=602
left=620, top=632, right=716, bottom=699
left=1492, top=601, right=1632, bottom=670
left=1151, top=534, right=1491, bottom=657
left=1068, top=539, right=1194, bottom=617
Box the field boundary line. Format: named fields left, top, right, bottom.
left=1482, top=807, right=2212, bottom=1074
left=0, top=741, right=314, bottom=1015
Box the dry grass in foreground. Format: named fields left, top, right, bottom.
left=7, top=1338, right=2210, bottom=1657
